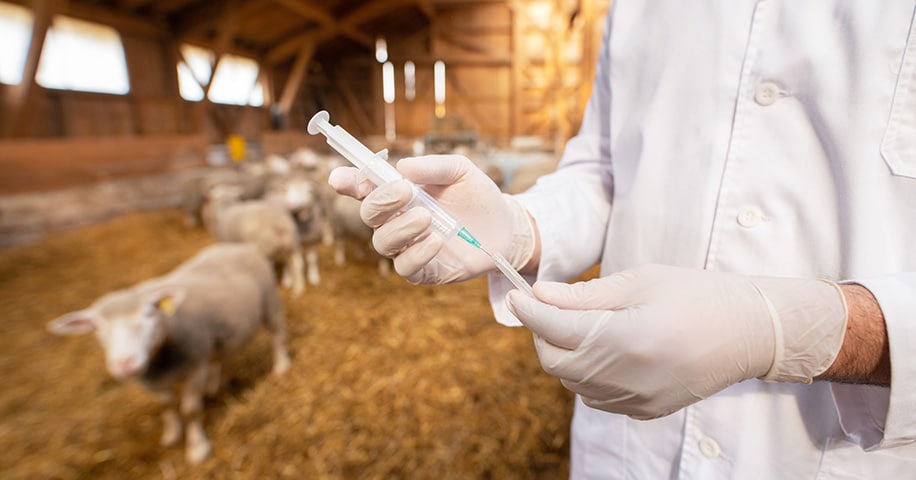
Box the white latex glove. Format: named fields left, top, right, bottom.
left=327, top=154, right=535, bottom=284
left=506, top=264, right=848, bottom=419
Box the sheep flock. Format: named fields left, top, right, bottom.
left=0, top=147, right=578, bottom=479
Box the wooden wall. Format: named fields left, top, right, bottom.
left=1, top=0, right=610, bottom=196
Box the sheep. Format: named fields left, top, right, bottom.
left=206, top=184, right=305, bottom=297
left=47, top=243, right=291, bottom=465
left=264, top=172, right=324, bottom=287
left=182, top=165, right=268, bottom=228
left=330, top=194, right=391, bottom=277
left=288, top=148, right=347, bottom=244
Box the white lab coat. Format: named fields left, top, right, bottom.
left=488, top=1, right=916, bottom=478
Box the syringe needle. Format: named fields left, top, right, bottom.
left=490, top=251, right=535, bottom=297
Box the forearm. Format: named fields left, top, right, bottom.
left=816, top=284, right=891, bottom=387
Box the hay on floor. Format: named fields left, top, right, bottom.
left=0, top=208, right=575, bottom=479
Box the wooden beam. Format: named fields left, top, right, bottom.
left=3, top=0, right=54, bottom=138
left=509, top=2, right=520, bottom=138
left=415, top=0, right=436, bottom=20
left=266, top=0, right=426, bottom=66
left=340, top=0, right=418, bottom=28
left=332, top=72, right=375, bottom=135
left=436, top=25, right=500, bottom=57
left=444, top=69, right=485, bottom=128
left=274, top=0, right=335, bottom=26
left=172, top=0, right=271, bottom=39
left=277, top=42, right=316, bottom=116
left=275, top=0, right=373, bottom=48
left=117, top=0, right=155, bottom=10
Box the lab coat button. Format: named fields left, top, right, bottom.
left=699, top=437, right=721, bottom=458
left=737, top=207, right=763, bottom=228
left=755, top=82, right=781, bottom=106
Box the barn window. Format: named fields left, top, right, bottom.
left=36, top=15, right=130, bottom=94
left=177, top=44, right=263, bottom=107
left=208, top=54, right=263, bottom=106
left=176, top=43, right=213, bottom=102
left=0, top=2, right=34, bottom=85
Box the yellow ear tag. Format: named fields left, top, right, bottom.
left=158, top=297, right=176, bottom=316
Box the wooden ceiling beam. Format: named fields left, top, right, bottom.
left=415, top=0, right=436, bottom=20
left=117, top=0, right=156, bottom=10
left=274, top=0, right=373, bottom=51
left=341, top=0, right=416, bottom=27
left=203, top=1, right=243, bottom=97
left=172, top=0, right=271, bottom=39
left=274, top=0, right=335, bottom=26
left=265, top=0, right=434, bottom=66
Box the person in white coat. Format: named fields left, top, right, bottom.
left=330, top=1, right=916, bottom=477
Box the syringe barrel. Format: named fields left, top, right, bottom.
left=407, top=186, right=463, bottom=240
left=308, top=110, right=465, bottom=241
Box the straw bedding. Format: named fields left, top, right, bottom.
left=0, top=208, right=576, bottom=479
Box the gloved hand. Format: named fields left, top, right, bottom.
left=506, top=264, right=848, bottom=419
left=328, top=154, right=535, bottom=284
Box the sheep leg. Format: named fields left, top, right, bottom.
left=334, top=242, right=346, bottom=266
left=305, top=247, right=320, bottom=285
left=152, top=390, right=182, bottom=447
left=321, top=219, right=335, bottom=246
left=264, top=295, right=291, bottom=376
left=287, top=250, right=305, bottom=297
left=181, top=362, right=212, bottom=465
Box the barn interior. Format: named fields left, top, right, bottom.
left=0, top=0, right=608, bottom=477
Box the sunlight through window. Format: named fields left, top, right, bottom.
left=36, top=15, right=129, bottom=94
left=0, top=2, right=32, bottom=85
left=209, top=54, right=262, bottom=106
left=177, top=44, right=263, bottom=106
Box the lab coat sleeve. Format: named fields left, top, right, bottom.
left=488, top=12, right=615, bottom=326
left=832, top=272, right=916, bottom=450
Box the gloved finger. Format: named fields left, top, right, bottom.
left=397, top=155, right=474, bottom=187
left=507, top=288, right=600, bottom=350
left=372, top=208, right=432, bottom=257
left=393, top=232, right=445, bottom=280
left=534, top=270, right=640, bottom=311
left=360, top=180, right=414, bottom=228
left=328, top=166, right=375, bottom=199
left=531, top=333, right=575, bottom=378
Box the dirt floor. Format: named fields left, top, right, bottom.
left=0, top=208, right=576, bottom=479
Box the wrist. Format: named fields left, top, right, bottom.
left=816, top=284, right=890, bottom=386
left=757, top=278, right=848, bottom=384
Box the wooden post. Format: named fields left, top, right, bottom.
left=277, top=42, right=316, bottom=122
left=3, top=0, right=56, bottom=138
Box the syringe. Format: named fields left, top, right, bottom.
left=308, top=110, right=534, bottom=297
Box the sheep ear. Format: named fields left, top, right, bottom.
left=148, top=287, right=187, bottom=317
left=48, top=310, right=98, bottom=336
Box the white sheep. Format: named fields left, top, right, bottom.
left=47, top=243, right=291, bottom=465
left=289, top=148, right=345, bottom=245
left=207, top=184, right=306, bottom=297
left=182, top=165, right=268, bottom=228
left=330, top=194, right=391, bottom=277
left=264, top=172, right=324, bottom=287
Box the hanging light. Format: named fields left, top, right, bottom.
left=375, top=37, right=388, bottom=63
